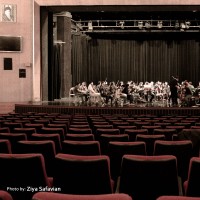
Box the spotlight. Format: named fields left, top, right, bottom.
left=157, top=21, right=163, bottom=29
left=88, top=21, right=93, bottom=31
left=145, top=21, right=151, bottom=29
left=138, top=21, right=143, bottom=29
left=185, top=21, right=191, bottom=29
left=175, top=21, right=179, bottom=29
left=180, top=22, right=186, bottom=31
left=119, top=21, right=125, bottom=29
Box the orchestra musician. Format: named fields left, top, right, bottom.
left=169, top=76, right=179, bottom=106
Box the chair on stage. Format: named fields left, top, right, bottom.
left=53, top=154, right=114, bottom=195
left=62, top=140, right=101, bottom=156
left=118, top=155, right=180, bottom=200
left=32, top=192, right=133, bottom=200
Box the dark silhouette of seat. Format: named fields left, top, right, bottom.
left=95, top=128, right=120, bottom=141
left=141, top=125, right=162, bottom=134
left=0, top=127, right=10, bottom=133
left=108, top=141, right=146, bottom=182
left=136, top=134, right=165, bottom=155
left=62, top=140, right=101, bottom=155
left=154, top=140, right=193, bottom=182
left=16, top=140, right=56, bottom=177
left=0, top=139, right=12, bottom=153
left=117, top=126, right=137, bottom=134
left=0, top=153, right=52, bottom=200
left=53, top=153, right=114, bottom=194
left=118, top=155, right=180, bottom=200
left=65, top=133, right=94, bottom=141
left=24, top=123, right=44, bottom=133
left=0, top=133, right=27, bottom=153
left=99, top=134, right=129, bottom=155
left=32, top=191, right=133, bottom=200
left=184, top=157, right=200, bottom=197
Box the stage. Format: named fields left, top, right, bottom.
left=14, top=98, right=200, bottom=116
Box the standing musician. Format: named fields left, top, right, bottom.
left=169, top=76, right=179, bottom=106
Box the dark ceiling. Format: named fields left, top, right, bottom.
left=45, top=5, right=200, bottom=21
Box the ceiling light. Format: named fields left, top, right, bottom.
left=138, top=21, right=143, bottom=29
left=145, top=21, right=151, bottom=29
left=157, top=21, right=163, bottom=29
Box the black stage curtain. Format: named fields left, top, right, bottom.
left=71, top=33, right=200, bottom=86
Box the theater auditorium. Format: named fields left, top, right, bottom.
left=0, top=0, right=200, bottom=200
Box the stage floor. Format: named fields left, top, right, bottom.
left=14, top=97, right=200, bottom=116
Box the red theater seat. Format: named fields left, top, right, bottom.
left=32, top=192, right=133, bottom=200
left=53, top=154, right=114, bottom=195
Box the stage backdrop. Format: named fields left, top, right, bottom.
left=71, top=32, right=200, bottom=86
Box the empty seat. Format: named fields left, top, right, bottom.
left=157, top=196, right=200, bottom=200
left=40, top=127, right=65, bottom=141
left=184, top=157, right=200, bottom=197
left=0, top=133, right=27, bottom=153
left=0, top=139, right=12, bottom=153
left=0, top=190, right=13, bottom=200
left=31, top=133, right=62, bottom=153
left=0, top=153, right=52, bottom=200
left=16, top=140, right=56, bottom=177
left=108, top=141, right=146, bottom=182
left=32, top=192, right=133, bottom=200
left=154, top=129, right=177, bottom=141
left=118, top=155, right=180, bottom=200
left=62, top=140, right=101, bottom=155
left=68, top=128, right=92, bottom=135
left=13, top=127, right=36, bottom=140
left=53, top=153, right=114, bottom=194
left=154, top=140, right=193, bottom=182
left=124, top=129, right=148, bottom=141
left=65, top=133, right=94, bottom=141
left=136, top=134, right=165, bottom=155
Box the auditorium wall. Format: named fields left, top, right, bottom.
left=0, top=0, right=199, bottom=103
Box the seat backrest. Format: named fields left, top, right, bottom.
left=0, top=190, right=13, bottom=200
left=32, top=192, right=133, bottom=200
left=184, top=157, right=200, bottom=197
left=31, top=133, right=62, bottom=153
left=136, top=134, right=165, bottom=155
left=62, top=140, right=101, bottom=155
left=0, top=133, right=27, bottom=153
left=17, top=140, right=56, bottom=177
left=53, top=153, right=113, bottom=195
left=0, top=153, right=50, bottom=200
left=0, top=139, right=12, bottom=154
left=65, top=133, right=94, bottom=141
left=119, top=155, right=179, bottom=200
left=156, top=196, right=200, bottom=200
left=108, top=141, right=146, bottom=181
left=99, top=134, right=129, bottom=155
left=154, top=140, right=193, bottom=182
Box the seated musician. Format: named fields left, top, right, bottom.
left=143, top=82, right=154, bottom=102
left=183, top=81, right=193, bottom=102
